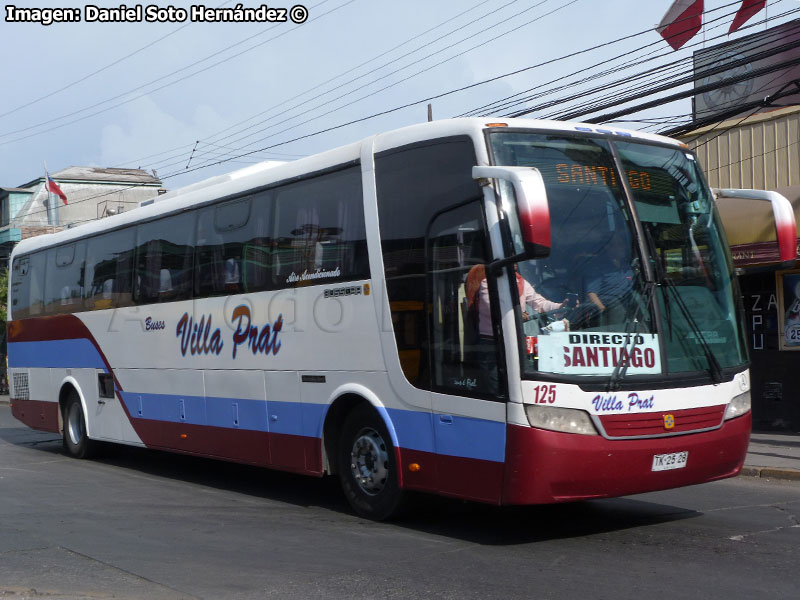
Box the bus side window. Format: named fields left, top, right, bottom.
left=134, top=212, right=195, bottom=304
left=195, top=195, right=270, bottom=298
left=26, top=252, right=46, bottom=317
left=85, top=229, right=135, bottom=310
left=43, top=243, right=85, bottom=315
left=9, top=254, right=45, bottom=321
left=272, top=167, right=368, bottom=288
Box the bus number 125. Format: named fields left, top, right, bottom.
left=533, top=384, right=557, bottom=404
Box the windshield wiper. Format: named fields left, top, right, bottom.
left=607, top=280, right=656, bottom=391
left=661, top=277, right=724, bottom=384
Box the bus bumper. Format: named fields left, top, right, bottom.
left=502, top=412, right=751, bottom=505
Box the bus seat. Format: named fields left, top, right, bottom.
left=159, top=269, right=173, bottom=293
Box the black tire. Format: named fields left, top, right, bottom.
left=338, top=404, right=406, bottom=520
left=62, top=392, right=96, bottom=459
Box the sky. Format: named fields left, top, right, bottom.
left=1, top=0, right=798, bottom=192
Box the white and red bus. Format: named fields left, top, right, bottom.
left=7, top=118, right=795, bottom=519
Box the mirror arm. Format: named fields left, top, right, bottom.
left=486, top=253, right=528, bottom=275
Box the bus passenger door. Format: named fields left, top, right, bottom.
left=427, top=200, right=506, bottom=504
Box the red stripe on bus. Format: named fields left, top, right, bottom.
left=10, top=398, right=60, bottom=433
left=8, top=315, right=91, bottom=343
left=397, top=447, right=503, bottom=504
left=120, top=417, right=324, bottom=475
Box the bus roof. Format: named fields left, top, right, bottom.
left=10, top=117, right=682, bottom=259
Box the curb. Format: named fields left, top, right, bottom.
left=739, top=465, right=800, bottom=482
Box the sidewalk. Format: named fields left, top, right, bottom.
left=0, top=394, right=798, bottom=481
left=742, top=433, right=800, bottom=482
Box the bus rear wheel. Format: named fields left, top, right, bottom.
left=338, top=405, right=405, bottom=520
left=62, top=392, right=95, bottom=459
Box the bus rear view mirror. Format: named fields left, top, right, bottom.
left=472, top=166, right=551, bottom=259
left=714, top=188, right=797, bottom=268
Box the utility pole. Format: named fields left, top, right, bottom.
left=427, top=103, right=433, bottom=122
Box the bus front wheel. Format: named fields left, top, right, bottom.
left=62, top=392, right=95, bottom=459
left=338, top=405, right=405, bottom=520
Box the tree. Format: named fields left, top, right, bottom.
left=0, top=267, right=7, bottom=351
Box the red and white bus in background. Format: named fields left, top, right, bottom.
left=7, top=118, right=795, bottom=519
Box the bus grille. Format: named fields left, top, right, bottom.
left=12, top=372, right=29, bottom=401
left=598, top=405, right=726, bottom=438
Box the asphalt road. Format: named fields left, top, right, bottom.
left=1, top=404, right=798, bottom=600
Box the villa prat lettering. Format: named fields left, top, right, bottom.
left=176, top=313, right=224, bottom=357
left=592, top=392, right=656, bottom=413
left=174, top=307, right=284, bottom=360
left=231, top=305, right=283, bottom=359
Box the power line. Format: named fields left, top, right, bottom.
left=0, top=0, right=348, bottom=145
left=139, top=4, right=798, bottom=177
left=16, top=3, right=794, bottom=221
left=0, top=1, right=235, bottom=121
left=194, top=0, right=513, bottom=150
left=503, top=8, right=797, bottom=120
left=184, top=0, right=577, bottom=168
left=549, top=37, right=800, bottom=124
left=456, top=0, right=748, bottom=118
left=103, top=0, right=505, bottom=171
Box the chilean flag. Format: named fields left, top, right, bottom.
left=657, top=0, right=704, bottom=50
left=46, top=174, right=68, bottom=205
left=729, top=0, right=766, bottom=33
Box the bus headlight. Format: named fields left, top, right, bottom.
left=525, top=405, right=598, bottom=435
left=724, top=391, right=751, bottom=421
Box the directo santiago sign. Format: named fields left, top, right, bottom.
left=538, top=332, right=661, bottom=376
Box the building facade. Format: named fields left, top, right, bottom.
left=0, top=167, right=164, bottom=268
left=683, top=107, right=800, bottom=432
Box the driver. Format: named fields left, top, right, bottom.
left=586, top=235, right=634, bottom=315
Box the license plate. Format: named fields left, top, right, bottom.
left=651, top=451, right=688, bottom=472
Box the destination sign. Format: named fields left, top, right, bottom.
left=536, top=163, right=672, bottom=195
left=538, top=331, right=662, bottom=376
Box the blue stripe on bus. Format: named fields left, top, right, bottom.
left=8, top=339, right=106, bottom=369
left=381, top=409, right=505, bottom=462
left=433, top=413, right=506, bottom=463
left=118, top=391, right=503, bottom=463
left=118, top=392, right=329, bottom=437
left=380, top=407, right=435, bottom=454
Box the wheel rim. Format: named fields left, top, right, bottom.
left=349, top=427, right=389, bottom=496
left=67, top=403, right=84, bottom=446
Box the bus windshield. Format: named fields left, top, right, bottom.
left=488, top=131, right=747, bottom=382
